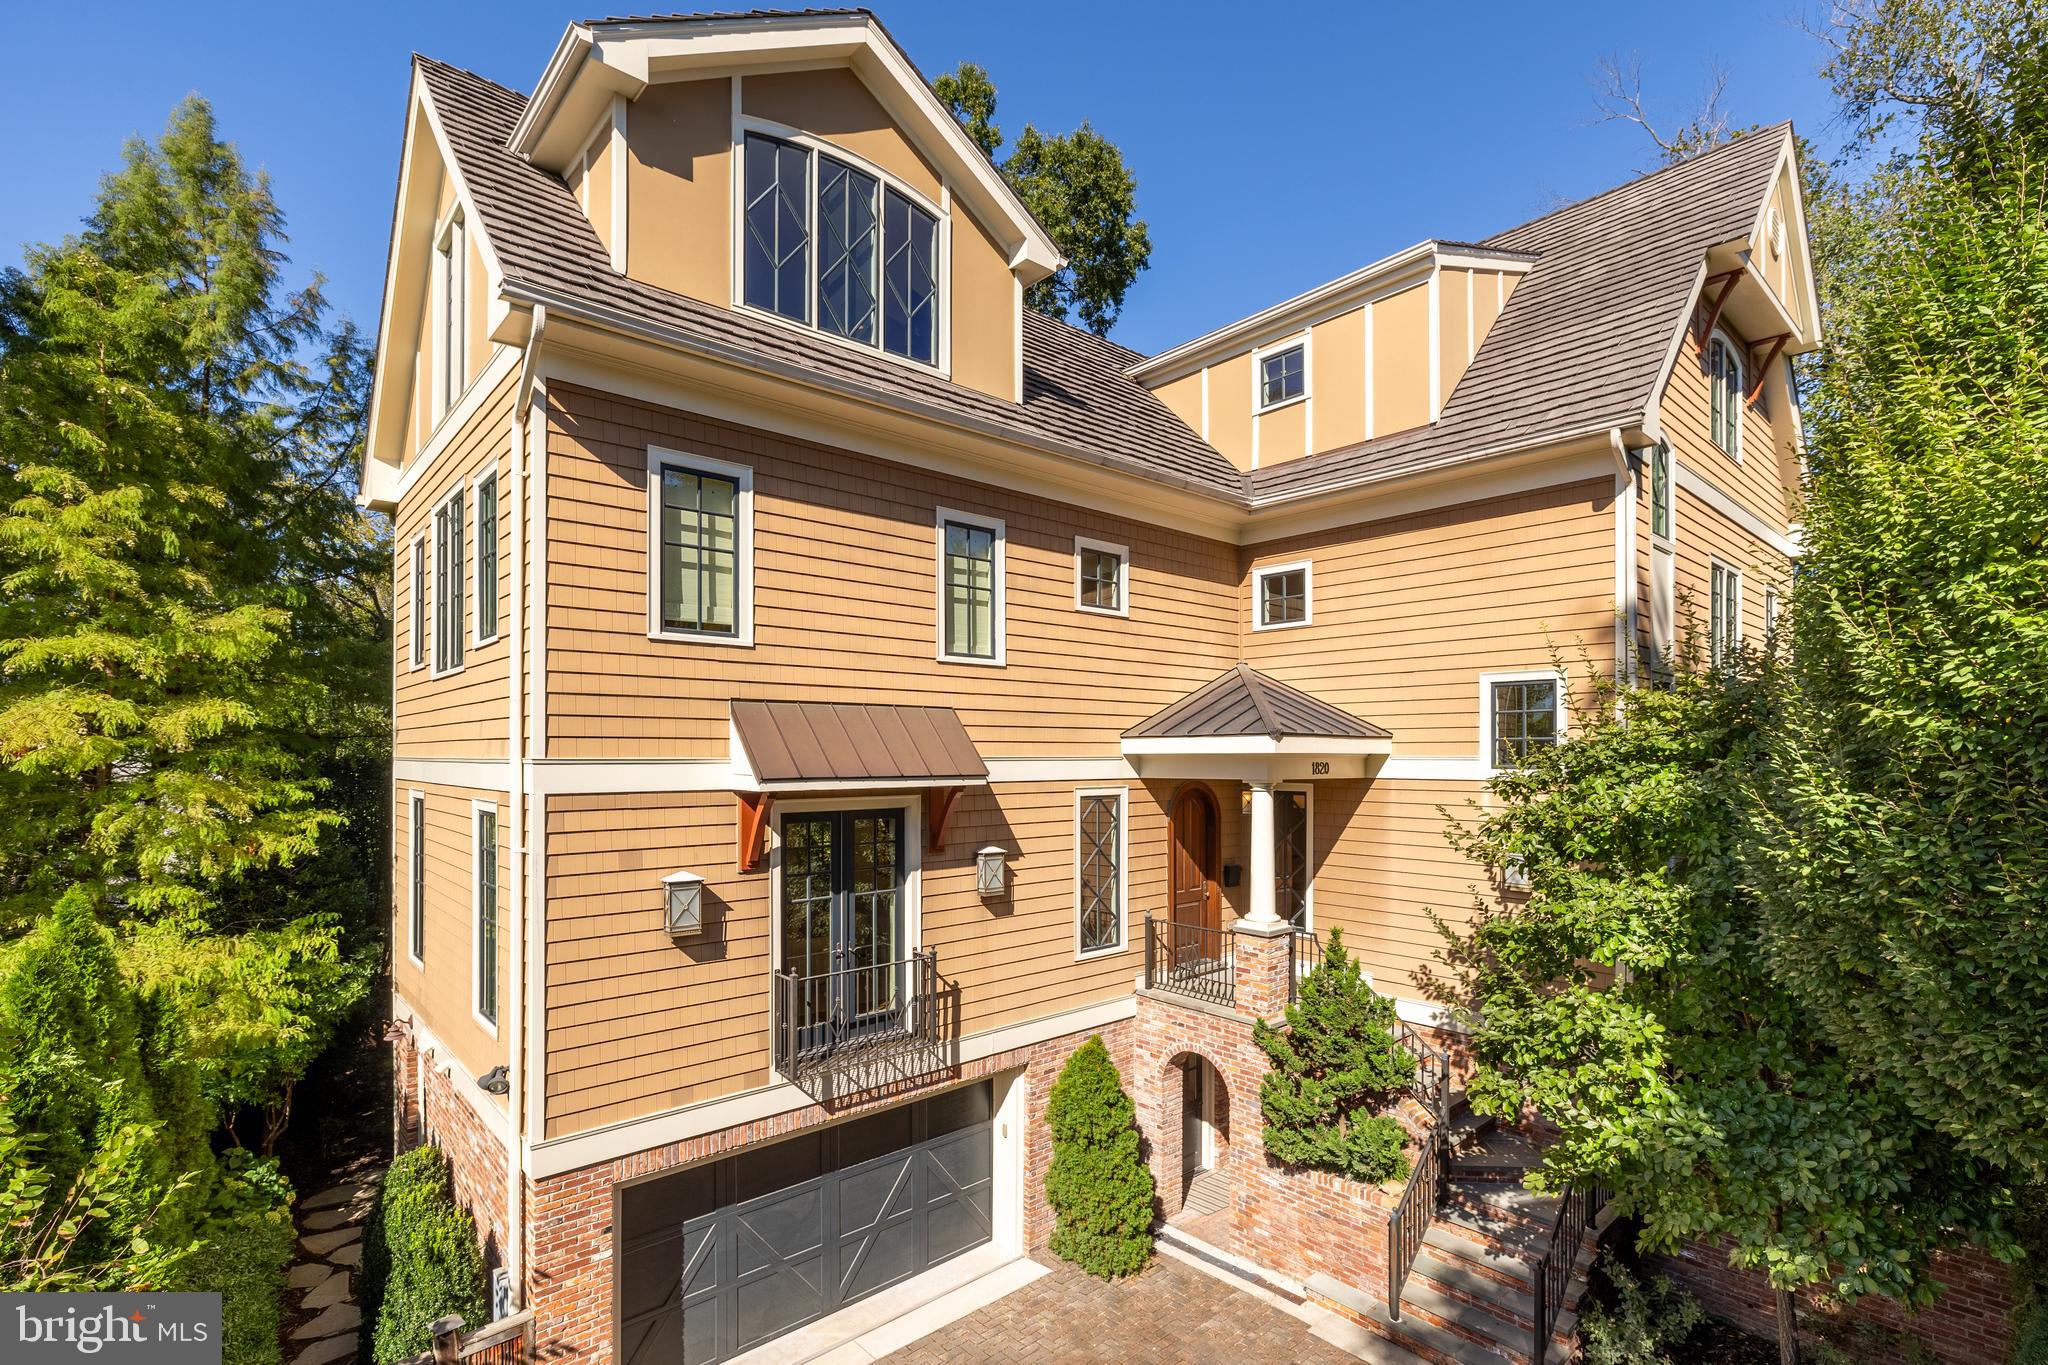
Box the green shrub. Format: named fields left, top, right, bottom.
left=2016, top=1183, right=2048, bottom=1365
left=178, top=1152, right=293, bottom=1365
left=361, top=1148, right=488, bottom=1365
left=1044, top=1036, right=1153, bottom=1278
left=1253, top=928, right=1412, bottom=1183
left=1579, top=1263, right=1705, bottom=1365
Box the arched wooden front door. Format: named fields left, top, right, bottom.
left=1169, top=785, right=1221, bottom=935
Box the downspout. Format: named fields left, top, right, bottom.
left=503, top=304, right=544, bottom=1311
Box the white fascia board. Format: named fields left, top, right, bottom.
left=363, top=75, right=433, bottom=483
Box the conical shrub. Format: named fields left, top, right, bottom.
left=1044, top=1035, right=1154, bottom=1277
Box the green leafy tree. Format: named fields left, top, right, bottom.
left=362, top=1147, right=490, bottom=1365
left=1043, top=1036, right=1153, bottom=1278
left=1252, top=928, right=1411, bottom=1183
left=1434, top=671, right=2011, bottom=1364
left=0, top=95, right=384, bottom=929
left=0, top=1104, right=200, bottom=1291
left=934, top=62, right=1152, bottom=335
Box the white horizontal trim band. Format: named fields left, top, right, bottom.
left=1673, top=461, right=1801, bottom=558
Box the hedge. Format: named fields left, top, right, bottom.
left=360, top=1147, right=488, bottom=1365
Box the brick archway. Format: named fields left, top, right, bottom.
left=1160, top=1050, right=1231, bottom=1210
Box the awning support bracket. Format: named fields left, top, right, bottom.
left=737, top=792, right=774, bottom=873
left=1746, top=333, right=1791, bottom=403
left=927, top=786, right=964, bottom=852
left=1696, top=270, right=1742, bottom=348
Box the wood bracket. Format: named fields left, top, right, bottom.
left=736, top=791, right=774, bottom=873
left=927, top=786, right=964, bottom=853
left=1746, top=333, right=1791, bottom=402
left=1696, top=270, right=1742, bottom=349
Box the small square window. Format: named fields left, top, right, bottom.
left=1259, top=344, right=1305, bottom=409
left=1075, top=538, right=1127, bottom=615
left=1254, top=562, right=1311, bottom=629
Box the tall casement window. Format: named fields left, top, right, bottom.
left=408, top=793, right=425, bottom=964
left=1275, top=788, right=1310, bottom=928
left=1252, top=561, right=1311, bottom=630
left=409, top=535, right=427, bottom=669
left=474, top=471, right=498, bottom=643
left=1485, top=674, right=1562, bottom=771
left=1075, top=790, right=1125, bottom=955
left=437, top=210, right=466, bottom=418
left=1708, top=333, right=1744, bottom=458
left=1711, top=562, right=1743, bottom=666
left=648, top=449, right=752, bottom=645
left=937, top=509, right=1003, bottom=663
left=474, top=803, right=498, bottom=1028
left=1649, top=442, right=1672, bottom=542
left=743, top=132, right=941, bottom=365
left=433, top=487, right=465, bottom=673
left=1258, top=342, right=1306, bottom=409
left=1075, top=537, right=1128, bottom=616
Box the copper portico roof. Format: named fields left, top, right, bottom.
left=730, top=700, right=988, bottom=789
left=1123, top=665, right=1390, bottom=744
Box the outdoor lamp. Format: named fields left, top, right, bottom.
left=976, top=846, right=1007, bottom=897
left=664, top=869, right=706, bottom=936
left=1502, top=854, right=1533, bottom=893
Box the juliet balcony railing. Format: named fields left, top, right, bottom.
left=1142, top=913, right=1236, bottom=1008
left=770, top=948, right=941, bottom=1088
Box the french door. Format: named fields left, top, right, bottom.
left=780, top=808, right=908, bottom=1049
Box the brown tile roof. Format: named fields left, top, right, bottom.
left=1124, top=664, right=1390, bottom=742
left=1246, top=127, right=1791, bottom=503
left=416, top=56, right=1245, bottom=498
left=731, top=700, right=987, bottom=787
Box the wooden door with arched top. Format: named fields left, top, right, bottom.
left=1169, top=785, right=1221, bottom=936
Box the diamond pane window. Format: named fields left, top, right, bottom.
left=817, top=157, right=879, bottom=345
left=882, top=188, right=938, bottom=363
left=743, top=134, right=810, bottom=322
left=1650, top=443, right=1671, bottom=541
left=1275, top=790, right=1309, bottom=927
left=659, top=466, right=739, bottom=636
left=1260, top=344, right=1305, bottom=408
left=1078, top=794, right=1121, bottom=952
left=1491, top=679, right=1560, bottom=768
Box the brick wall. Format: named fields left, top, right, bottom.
left=394, top=1024, right=514, bottom=1271
left=1653, top=1238, right=2013, bottom=1365
left=523, top=1021, right=1129, bottom=1365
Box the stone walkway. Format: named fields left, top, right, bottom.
left=284, top=1162, right=384, bottom=1365
left=880, top=1253, right=1364, bottom=1363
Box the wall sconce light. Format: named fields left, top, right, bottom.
left=664, top=869, right=706, bottom=936
left=1502, top=854, right=1533, bottom=893
left=476, top=1065, right=509, bottom=1096
left=976, top=846, right=1007, bottom=897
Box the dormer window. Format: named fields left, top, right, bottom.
left=1708, top=332, right=1743, bottom=459
left=742, top=132, right=939, bottom=366
left=1258, top=343, right=1306, bottom=410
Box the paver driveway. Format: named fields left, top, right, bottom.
left=880, top=1252, right=1363, bottom=1363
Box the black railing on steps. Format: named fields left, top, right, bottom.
left=1532, top=1183, right=1606, bottom=1363
left=1384, top=1025, right=1452, bottom=1320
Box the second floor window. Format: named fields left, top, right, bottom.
left=1711, top=562, right=1743, bottom=666
left=1254, top=562, right=1311, bottom=629
left=475, top=805, right=498, bottom=1027
left=475, top=472, right=498, bottom=642
left=408, top=793, right=425, bottom=963
left=658, top=465, right=740, bottom=637
left=1076, top=539, right=1127, bottom=615
left=409, top=535, right=427, bottom=669
left=433, top=489, right=465, bottom=673
left=1259, top=343, right=1305, bottom=409
left=743, top=133, right=940, bottom=366
left=1709, top=334, right=1743, bottom=457
left=1489, top=676, right=1560, bottom=769
left=1650, top=442, right=1672, bottom=541
left=939, top=511, right=1002, bottom=662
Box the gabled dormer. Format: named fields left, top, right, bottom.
left=1127, top=241, right=1537, bottom=471
left=505, top=11, right=1062, bottom=404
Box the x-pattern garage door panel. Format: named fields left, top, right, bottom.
left=924, top=1127, right=994, bottom=1264
left=834, top=1151, right=921, bottom=1303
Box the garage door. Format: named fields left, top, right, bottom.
left=617, top=1082, right=995, bottom=1364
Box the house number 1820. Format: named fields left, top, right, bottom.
left=1310, top=761, right=1330, bottom=775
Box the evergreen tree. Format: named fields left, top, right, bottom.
left=1044, top=1036, right=1153, bottom=1278
left=363, top=1148, right=489, bottom=1365
left=1252, top=929, right=1411, bottom=1183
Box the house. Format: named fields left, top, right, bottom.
left=361, top=9, right=1817, bottom=1362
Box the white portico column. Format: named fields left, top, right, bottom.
left=1245, top=780, right=1282, bottom=930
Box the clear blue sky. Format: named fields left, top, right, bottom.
left=0, top=1, right=1841, bottom=356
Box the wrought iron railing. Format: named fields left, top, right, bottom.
left=1288, top=926, right=1321, bottom=1004
left=770, top=949, right=939, bottom=1084
left=1142, top=913, right=1234, bottom=1007
left=1385, top=1025, right=1452, bottom=1320
left=1532, top=1183, right=1606, bottom=1364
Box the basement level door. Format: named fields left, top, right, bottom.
left=615, top=1082, right=994, bottom=1364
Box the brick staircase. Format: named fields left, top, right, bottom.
left=1317, top=1103, right=1608, bottom=1365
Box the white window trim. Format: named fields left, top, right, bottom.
left=434, top=206, right=468, bottom=422
left=728, top=115, right=953, bottom=379
left=1251, top=332, right=1312, bottom=415
left=470, top=798, right=500, bottom=1038
left=1711, top=559, right=1745, bottom=663
left=471, top=466, right=500, bottom=648
left=645, top=446, right=756, bottom=648
left=429, top=483, right=467, bottom=679
left=1073, top=536, right=1130, bottom=618
left=406, top=790, right=426, bottom=969
left=1073, top=787, right=1130, bottom=960
left=935, top=506, right=1006, bottom=666
left=1273, top=783, right=1314, bottom=933
left=1251, top=559, right=1314, bottom=632
left=1710, top=328, right=1745, bottom=464
left=1478, top=670, right=1568, bottom=778
left=408, top=534, right=428, bottom=672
